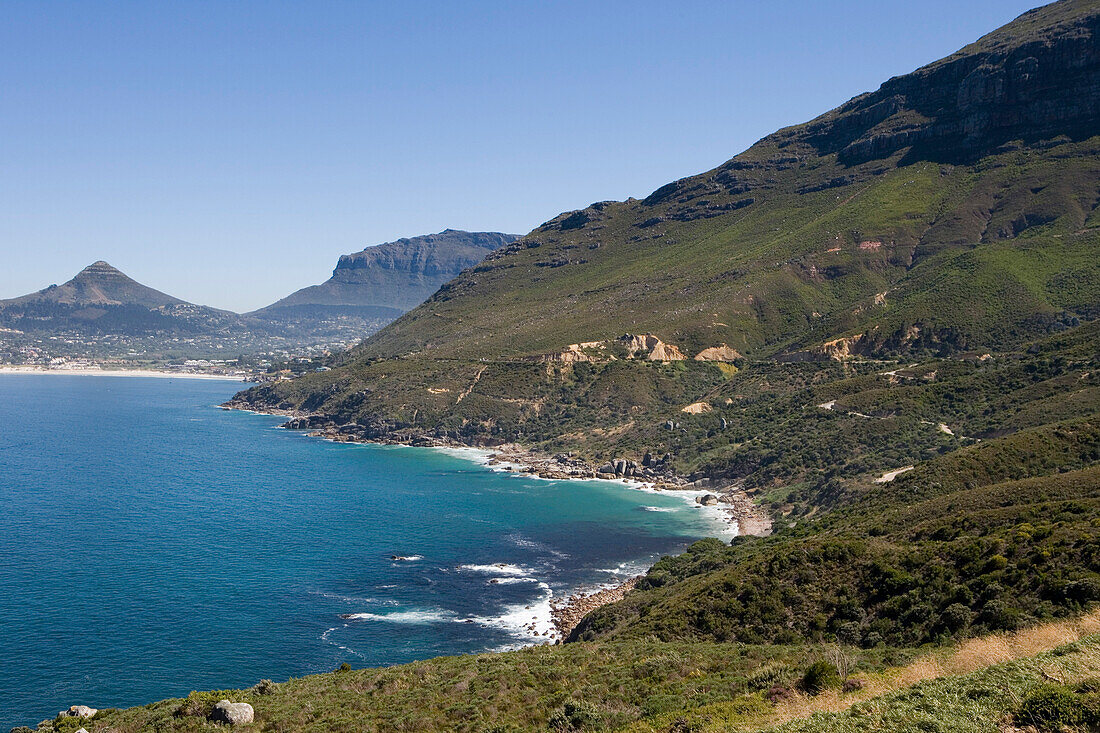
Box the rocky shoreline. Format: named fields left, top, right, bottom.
left=220, top=401, right=772, bottom=537
left=551, top=577, right=640, bottom=640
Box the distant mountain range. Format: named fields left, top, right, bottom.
left=251, top=230, right=519, bottom=318
left=0, top=229, right=517, bottom=358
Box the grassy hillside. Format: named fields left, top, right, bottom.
left=570, top=417, right=1100, bottom=646
left=38, top=615, right=1100, bottom=732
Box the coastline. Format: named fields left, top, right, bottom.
left=223, top=402, right=772, bottom=539
left=0, top=366, right=250, bottom=381
left=551, top=577, right=640, bottom=640
left=222, top=401, right=773, bottom=641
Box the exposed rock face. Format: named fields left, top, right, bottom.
left=697, top=494, right=719, bottom=506
left=537, top=341, right=607, bottom=363
left=760, top=3, right=1100, bottom=166
left=209, top=700, right=254, bottom=725
left=681, top=401, right=713, bottom=414
left=60, top=705, right=97, bottom=719
left=816, top=334, right=868, bottom=361
left=694, top=344, right=742, bottom=362
left=255, top=230, right=519, bottom=315
left=619, top=334, right=687, bottom=361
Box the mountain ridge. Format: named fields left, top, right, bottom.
left=251, top=229, right=519, bottom=315
left=230, top=0, right=1100, bottom=481
left=0, top=230, right=519, bottom=356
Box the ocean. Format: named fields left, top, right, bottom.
left=0, top=374, right=730, bottom=727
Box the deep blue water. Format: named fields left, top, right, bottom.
left=0, top=374, right=729, bottom=727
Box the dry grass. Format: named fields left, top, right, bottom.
left=767, top=610, right=1100, bottom=725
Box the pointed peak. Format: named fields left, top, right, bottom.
left=77, top=261, right=126, bottom=278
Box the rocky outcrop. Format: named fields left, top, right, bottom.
left=209, top=700, right=254, bottom=726
left=553, top=577, right=639, bottom=640
left=817, top=334, right=868, bottom=361
left=758, top=4, right=1100, bottom=166
left=681, top=401, right=712, bottom=414
left=694, top=344, right=742, bottom=362
left=536, top=341, right=608, bottom=363
left=619, top=334, right=687, bottom=361
left=59, top=706, right=97, bottom=719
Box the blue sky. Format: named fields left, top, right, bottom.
left=1, top=0, right=1039, bottom=311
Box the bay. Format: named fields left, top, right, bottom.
left=0, top=374, right=728, bottom=727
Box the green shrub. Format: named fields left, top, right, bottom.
left=799, top=660, right=841, bottom=695
left=940, top=602, right=972, bottom=632
left=548, top=700, right=602, bottom=730
left=1015, top=684, right=1083, bottom=727
left=252, top=678, right=278, bottom=695
left=746, top=661, right=794, bottom=691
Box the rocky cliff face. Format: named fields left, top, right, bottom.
left=256, top=229, right=519, bottom=314
left=780, top=1, right=1100, bottom=165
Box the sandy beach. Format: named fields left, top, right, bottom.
left=0, top=366, right=250, bottom=381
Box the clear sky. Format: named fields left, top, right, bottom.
left=1, top=0, right=1040, bottom=312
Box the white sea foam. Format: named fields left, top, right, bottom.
left=390, top=554, right=423, bottom=562
left=343, top=609, right=455, bottom=624
left=462, top=582, right=555, bottom=641
left=458, top=563, right=531, bottom=576
left=489, top=576, right=540, bottom=585
left=506, top=532, right=569, bottom=559
left=315, top=591, right=397, bottom=606
left=641, top=505, right=675, bottom=512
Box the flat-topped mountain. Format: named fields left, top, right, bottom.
left=252, top=229, right=519, bottom=317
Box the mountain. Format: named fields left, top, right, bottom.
left=231, top=0, right=1100, bottom=475
left=226, top=0, right=1100, bottom=666
left=4, top=260, right=185, bottom=310
left=0, top=261, right=241, bottom=336
left=40, top=3, right=1100, bottom=731
left=252, top=229, right=520, bottom=318
left=238, top=229, right=519, bottom=348
left=0, top=231, right=518, bottom=360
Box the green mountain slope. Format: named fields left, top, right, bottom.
left=230, top=0, right=1100, bottom=501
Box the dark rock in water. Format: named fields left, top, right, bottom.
left=209, top=700, right=254, bottom=725
left=697, top=494, right=719, bottom=506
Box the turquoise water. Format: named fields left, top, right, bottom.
left=0, top=375, right=728, bottom=727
